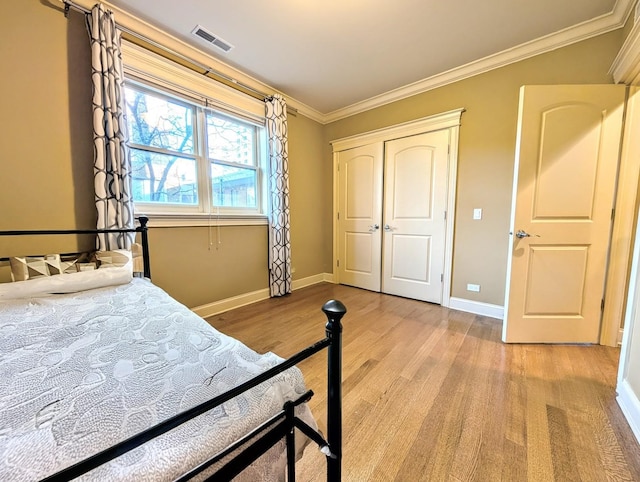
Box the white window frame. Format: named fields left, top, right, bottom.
left=121, top=41, right=269, bottom=227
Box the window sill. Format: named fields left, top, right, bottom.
left=136, top=213, right=269, bottom=228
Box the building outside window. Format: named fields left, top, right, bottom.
left=124, top=82, right=266, bottom=217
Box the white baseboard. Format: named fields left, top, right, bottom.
left=291, top=273, right=326, bottom=290
left=192, top=277, right=505, bottom=320
left=192, top=288, right=271, bottom=319
left=448, top=297, right=504, bottom=319
left=323, top=272, right=335, bottom=283
left=617, top=379, right=640, bottom=445
left=192, top=273, right=332, bottom=318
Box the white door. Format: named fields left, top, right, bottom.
left=336, top=143, right=383, bottom=292
left=382, top=131, right=449, bottom=303
left=503, top=85, right=626, bottom=343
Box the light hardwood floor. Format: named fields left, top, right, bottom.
left=207, top=283, right=640, bottom=481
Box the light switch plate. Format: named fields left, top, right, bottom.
left=473, top=208, right=482, bottom=220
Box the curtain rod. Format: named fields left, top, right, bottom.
left=61, top=0, right=274, bottom=104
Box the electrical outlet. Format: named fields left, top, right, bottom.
left=467, top=283, right=480, bottom=292
left=473, top=208, right=482, bottom=220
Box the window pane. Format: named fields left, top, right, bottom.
left=131, top=149, right=198, bottom=204
left=211, top=163, right=256, bottom=208
left=125, top=87, right=194, bottom=154
left=207, top=114, right=255, bottom=166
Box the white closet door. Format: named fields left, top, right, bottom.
left=382, top=130, right=449, bottom=303
left=336, top=143, right=383, bottom=292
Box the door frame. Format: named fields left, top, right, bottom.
left=331, top=108, right=464, bottom=307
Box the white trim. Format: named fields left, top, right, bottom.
left=332, top=151, right=340, bottom=291
left=610, top=14, right=640, bottom=84
left=63, top=0, right=325, bottom=123
left=324, top=1, right=634, bottom=123
left=192, top=287, right=270, bottom=319
left=122, top=41, right=266, bottom=120
left=449, top=297, right=505, bottom=320
left=600, top=87, right=640, bottom=346
left=192, top=273, right=331, bottom=318
left=330, top=109, right=464, bottom=152
left=66, top=0, right=634, bottom=123
left=617, top=379, right=640, bottom=445
left=137, top=213, right=269, bottom=228
left=441, top=126, right=459, bottom=308
left=618, top=197, right=640, bottom=386
left=615, top=183, right=640, bottom=447
left=291, top=273, right=326, bottom=290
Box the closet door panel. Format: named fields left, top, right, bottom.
left=382, top=130, right=449, bottom=303
left=336, top=143, right=383, bottom=292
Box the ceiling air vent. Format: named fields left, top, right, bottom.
left=191, top=25, right=234, bottom=53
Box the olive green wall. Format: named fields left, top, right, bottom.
left=323, top=30, right=625, bottom=306
left=0, top=1, right=327, bottom=307
left=0, top=1, right=627, bottom=309
left=288, top=113, right=327, bottom=279
left=0, top=2, right=93, bottom=232
left=146, top=226, right=269, bottom=306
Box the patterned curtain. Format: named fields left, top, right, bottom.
left=266, top=95, right=292, bottom=297
left=88, top=4, right=134, bottom=250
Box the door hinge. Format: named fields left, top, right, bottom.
left=611, top=208, right=615, bottom=221
left=441, top=273, right=444, bottom=282
left=444, top=210, right=447, bottom=221
left=337, top=212, right=340, bottom=220
left=337, top=259, right=340, bottom=267
left=601, top=298, right=605, bottom=311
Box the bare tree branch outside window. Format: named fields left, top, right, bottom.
left=124, top=84, right=261, bottom=210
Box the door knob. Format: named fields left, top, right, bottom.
left=384, top=224, right=393, bottom=231
left=514, top=229, right=539, bottom=239
left=369, top=224, right=380, bottom=231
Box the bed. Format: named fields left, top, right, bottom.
left=0, top=218, right=344, bottom=481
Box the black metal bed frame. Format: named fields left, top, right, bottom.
left=0, top=217, right=345, bottom=481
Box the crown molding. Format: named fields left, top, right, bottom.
left=610, top=10, right=640, bottom=83
left=59, top=0, right=326, bottom=123
left=61, top=0, right=634, bottom=125
left=330, top=108, right=464, bottom=152
left=322, top=0, right=635, bottom=123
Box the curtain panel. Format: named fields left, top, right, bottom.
left=266, top=95, right=292, bottom=297
left=88, top=3, right=134, bottom=250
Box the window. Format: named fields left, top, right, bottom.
left=124, top=82, right=266, bottom=218
left=207, top=112, right=258, bottom=209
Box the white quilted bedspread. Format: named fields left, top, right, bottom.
left=0, top=278, right=314, bottom=481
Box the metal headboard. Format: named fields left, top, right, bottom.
left=0, top=216, right=151, bottom=279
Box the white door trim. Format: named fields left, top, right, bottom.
left=331, top=109, right=464, bottom=152
left=331, top=109, right=464, bottom=307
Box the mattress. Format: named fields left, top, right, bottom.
left=0, top=277, right=314, bottom=481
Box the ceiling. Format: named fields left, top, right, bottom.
left=107, top=0, right=633, bottom=118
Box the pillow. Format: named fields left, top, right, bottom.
left=95, top=249, right=132, bottom=268
left=11, top=254, right=84, bottom=281
left=2, top=250, right=134, bottom=300
left=9, top=249, right=134, bottom=281
left=10, top=252, right=97, bottom=281
left=0, top=263, right=133, bottom=301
